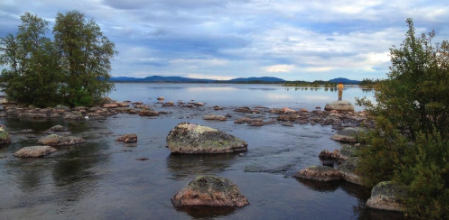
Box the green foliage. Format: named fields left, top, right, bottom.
left=356, top=18, right=449, bottom=219
left=0, top=11, right=115, bottom=107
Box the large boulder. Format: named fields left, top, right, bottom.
left=331, top=127, right=365, bottom=143
left=166, top=122, right=247, bottom=154
left=366, top=181, right=407, bottom=212
left=171, top=175, right=249, bottom=208
left=337, top=157, right=364, bottom=185
left=13, top=146, right=57, bottom=158
left=0, top=128, right=11, bottom=145
left=294, top=165, right=342, bottom=182
left=324, top=101, right=354, bottom=111
left=38, top=134, right=85, bottom=146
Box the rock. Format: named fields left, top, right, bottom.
left=194, top=102, right=204, bottom=106
left=319, top=149, right=340, bottom=159
left=103, top=103, right=118, bottom=108
left=136, top=157, right=149, bottom=161
left=38, top=134, right=85, bottom=146
left=13, top=146, right=56, bottom=158
left=0, top=128, right=11, bottom=145
left=248, top=119, right=264, bottom=126
left=324, top=101, right=354, bottom=111
left=54, top=104, right=70, bottom=110
left=268, top=108, right=282, bottom=114
left=46, top=125, right=67, bottom=133
left=116, top=134, right=138, bottom=143
left=282, top=107, right=296, bottom=113
left=138, top=109, right=159, bottom=117
left=117, top=102, right=130, bottom=107
left=171, top=175, right=249, bottom=208
left=157, top=96, right=165, bottom=101
left=337, top=157, right=364, bottom=185
left=203, top=115, right=227, bottom=121
left=63, top=111, right=84, bottom=120
left=294, top=165, right=342, bottom=182
left=162, top=101, right=175, bottom=107
left=234, top=107, right=252, bottom=113
left=366, top=181, right=407, bottom=212
left=340, top=144, right=359, bottom=160
left=234, top=117, right=251, bottom=124
left=100, top=97, right=115, bottom=105
left=166, top=122, right=247, bottom=154
left=331, top=127, right=366, bottom=143
left=213, top=106, right=224, bottom=110
left=299, top=108, right=308, bottom=112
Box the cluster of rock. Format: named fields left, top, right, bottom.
left=116, top=134, right=138, bottom=143
left=166, top=122, right=247, bottom=154
left=229, top=106, right=371, bottom=129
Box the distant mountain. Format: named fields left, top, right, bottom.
left=328, top=77, right=361, bottom=84
left=228, top=77, right=286, bottom=82
left=110, top=75, right=286, bottom=83
left=110, top=75, right=214, bottom=82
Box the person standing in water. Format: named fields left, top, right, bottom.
left=337, top=82, right=344, bottom=101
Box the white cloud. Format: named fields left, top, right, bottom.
left=265, top=64, right=295, bottom=73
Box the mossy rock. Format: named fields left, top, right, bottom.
left=38, top=134, right=85, bottom=146
left=171, top=175, right=249, bottom=207
left=366, top=181, right=407, bottom=212
left=167, top=122, right=247, bottom=154
left=331, top=127, right=366, bottom=143
left=340, top=144, right=360, bottom=159
left=337, top=157, right=365, bottom=185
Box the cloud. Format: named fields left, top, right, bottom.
left=0, top=0, right=449, bottom=81
left=266, top=64, right=295, bottom=73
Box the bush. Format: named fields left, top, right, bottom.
left=357, top=18, right=449, bottom=219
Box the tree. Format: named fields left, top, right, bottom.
left=0, top=11, right=115, bottom=107
left=357, top=19, right=449, bottom=219
left=53, top=11, right=116, bottom=107
left=0, top=13, right=62, bottom=107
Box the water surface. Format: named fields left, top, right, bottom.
left=0, top=83, right=404, bottom=220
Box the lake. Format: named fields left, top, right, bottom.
left=0, top=83, right=404, bottom=220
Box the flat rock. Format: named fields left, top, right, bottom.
left=366, top=181, right=407, bottom=212
left=166, top=122, right=247, bottom=154
left=13, top=146, right=56, bottom=158
left=324, top=101, right=354, bottom=111
left=116, top=134, right=138, bottom=143
left=294, top=165, right=342, bottom=182
left=38, top=134, right=85, bottom=146
left=171, top=175, right=249, bottom=208
left=138, top=109, right=159, bottom=117
left=203, top=115, right=227, bottom=121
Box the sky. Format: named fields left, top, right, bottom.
left=1, top=0, right=449, bottom=81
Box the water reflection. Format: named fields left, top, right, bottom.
left=174, top=205, right=237, bottom=219
left=166, top=154, right=237, bottom=180
left=295, top=178, right=340, bottom=192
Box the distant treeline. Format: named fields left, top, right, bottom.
left=359, top=78, right=385, bottom=88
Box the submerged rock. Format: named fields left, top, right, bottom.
left=0, top=128, right=11, bottom=145
left=294, top=165, right=342, bottom=182
left=46, top=125, right=67, bottom=133
left=366, top=181, right=407, bottom=212
left=13, top=146, right=56, bottom=158
left=331, top=127, right=365, bottom=143
left=38, top=134, right=85, bottom=146
left=116, top=134, right=138, bottom=143
left=234, top=117, right=251, bottom=124
left=324, top=101, right=354, bottom=111
left=171, top=175, right=249, bottom=208
left=234, top=107, right=252, bottom=113
left=166, top=122, right=247, bottom=154
left=337, top=157, right=364, bottom=185
left=248, top=119, right=264, bottom=126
